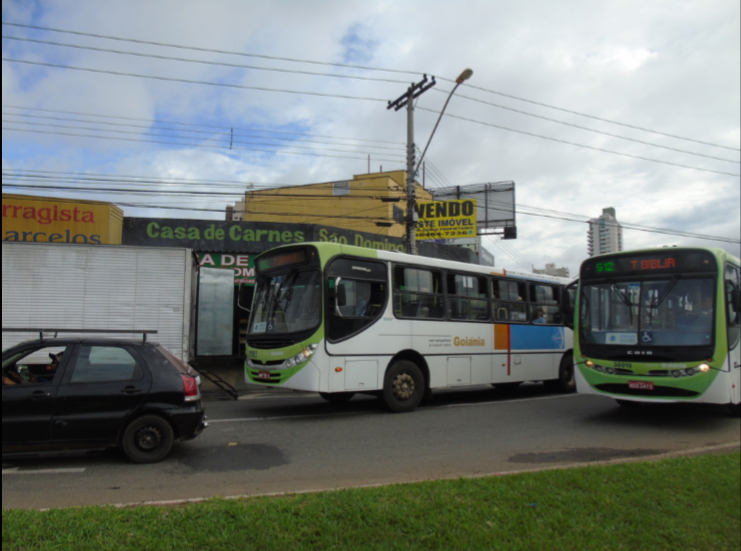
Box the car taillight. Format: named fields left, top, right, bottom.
left=181, top=374, right=200, bottom=402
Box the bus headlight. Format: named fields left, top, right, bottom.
left=284, top=344, right=319, bottom=369
left=585, top=360, right=594, bottom=368
left=698, top=363, right=710, bottom=373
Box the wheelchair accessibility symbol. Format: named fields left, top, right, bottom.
left=641, top=332, right=653, bottom=343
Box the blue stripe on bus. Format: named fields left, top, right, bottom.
left=510, top=326, right=566, bottom=350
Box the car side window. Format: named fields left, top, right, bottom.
left=2, top=345, right=68, bottom=386
left=69, top=346, right=143, bottom=383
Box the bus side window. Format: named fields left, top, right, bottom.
left=492, top=279, right=527, bottom=323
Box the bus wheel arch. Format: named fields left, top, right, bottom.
left=544, top=350, right=575, bottom=393
left=383, top=352, right=428, bottom=413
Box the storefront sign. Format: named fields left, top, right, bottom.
left=122, top=218, right=475, bottom=263
left=2, top=194, right=123, bottom=244
left=197, top=253, right=255, bottom=285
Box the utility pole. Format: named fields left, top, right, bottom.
left=387, top=75, right=436, bottom=254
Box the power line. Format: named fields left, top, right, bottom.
left=455, top=82, right=740, bottom=152
left=3, top=104, right=406, bottom=146
left=3, top=124, right=405, bottom=164
left=1, top=34, right=413, bottom=86
left=5, top=177, right=737, bottom=244
left=1, top=57, right=389, bottom=103
left=2, top=110, right=405, bottom=152
left=2, top=117, right=406, bottom=158
left=417, top=107, right=741, bottom=178
left=431, top=88, right=740, bottom=164
left=14, top=33, right=733, bottom=165
left=6, top=20, right=735, bottom=152
left=4, top=58, right=737, bottom=175
left=1, top=21, right=422, bottom=77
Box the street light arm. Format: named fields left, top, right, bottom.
left=415, top=81, right=461, bottom=174
left=415, top=68, right=472, bottom=173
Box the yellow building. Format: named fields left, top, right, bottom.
left=236, top=171, right=432, bottom=238
left=2, top=194, right=124, bottom=244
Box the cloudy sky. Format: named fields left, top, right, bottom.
left=2, top=0, right=739, bottom=274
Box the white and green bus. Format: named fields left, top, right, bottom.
left=574, top=247, right=741, bottom=414
left=245, top=242, right=575, bottom=412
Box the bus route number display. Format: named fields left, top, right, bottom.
left=583, top=250, right=715, bottom=279
left=258, top=250, right=307, bottom=271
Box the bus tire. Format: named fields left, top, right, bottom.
left=544, top=352, right=575, bottom=393
left=383, top=360, right=424, bottom=413
left=725, top=401, right=741, bottom=417
left=319, top=392, right=355, bottom=403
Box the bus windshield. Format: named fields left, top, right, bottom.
left=249, top=269, right=321, bottom=335
left=579, top=276, right=715, bottom=347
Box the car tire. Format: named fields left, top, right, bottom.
left=121, top=415, right=175, bottom=464
left=544, top=352, right=575, bottom=393
left=319, top=392, right=355, bottom=403
left=383, top=360, right=424, bottom=413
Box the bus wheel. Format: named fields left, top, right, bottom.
left=383, top=360, right=424, bottom=413
left=544, top=353, right=575, bottom=393
left=725, top=401, right=741, bottom=417
left=319, top=392, right=355, bottom=403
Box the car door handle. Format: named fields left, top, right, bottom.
left=121, top=386, right=144, bottom=395
left=30, top=390, right=51, bottom=400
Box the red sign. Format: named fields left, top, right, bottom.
left=258, top=371, right=271, bottom=381
left=630, top=258, right=676, bottom=271
left=628, top=381, right=654, bottom=391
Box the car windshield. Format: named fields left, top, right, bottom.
left=248, top=269, right=321, bottom=335
left=579, top=276, right=715, bottom=347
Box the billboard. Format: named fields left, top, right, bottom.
left=415, top=199, right=477, bottom=240
left=431, top=181, right=516, bottom=238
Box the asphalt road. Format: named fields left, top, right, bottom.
left=3, top=384, right=740, bottom=510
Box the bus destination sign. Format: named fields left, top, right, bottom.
left=581, top=250, right=715, bottom=279
left=257, top=249, right=307, bottom=272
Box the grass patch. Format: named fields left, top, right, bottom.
left=3, top=453, right=739, bottom=550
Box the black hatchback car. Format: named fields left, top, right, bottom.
left=2, top=337, right=207, bottom=463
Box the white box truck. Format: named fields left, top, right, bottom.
left=1, top=242, right=197, bottom=362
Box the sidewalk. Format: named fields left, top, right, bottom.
left=191, top=357, right=297, bottom=400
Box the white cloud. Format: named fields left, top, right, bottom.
left=2, top=0, right=739, bottom=273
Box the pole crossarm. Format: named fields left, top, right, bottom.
left=387, top=75, right=436, bottom=111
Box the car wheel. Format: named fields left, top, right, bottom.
left=383, top=360, right=424, bottom=413
left=544, top=352, right=575, bottom=393
left=319, top=392, right=355, bottom=403
left=121, top=415, right=175, bottom=464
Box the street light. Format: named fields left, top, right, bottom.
left=415, top=68, right=473, bottom=173
left=387, top=69, right=473, bottom=254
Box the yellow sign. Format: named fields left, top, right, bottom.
left=415, top=199, right=477, bottom=240
left=2, top=194, right=123, bottom=244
